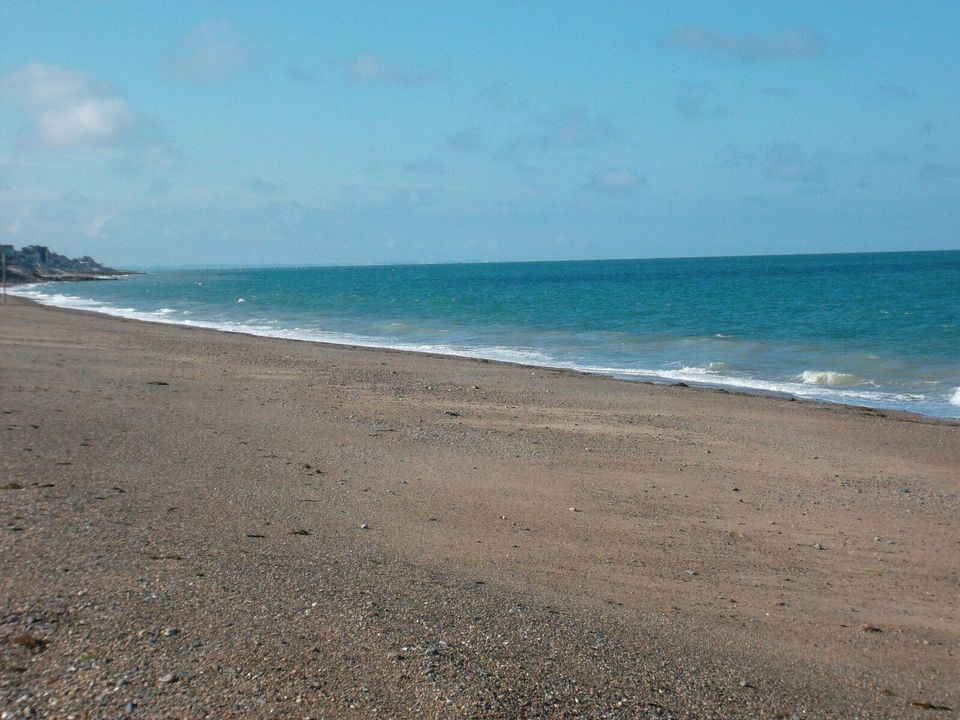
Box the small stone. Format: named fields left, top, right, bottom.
left=125, top=703, right=137, bottom=714
left=424, top=646, right=438, bottom=656
left=360, top=523, right=370, bottom=530
left=813, top=543, right=824, bottom=550
left=568, top=507, right=579, bottom=512
left=163, top=627, right=178, bottom=637
left=158, top=672, right=178, bottom=685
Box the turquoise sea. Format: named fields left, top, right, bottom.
left=14, top=251, right=960, bottom=419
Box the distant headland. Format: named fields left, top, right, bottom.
left=0, top=245, right=130, bottom=284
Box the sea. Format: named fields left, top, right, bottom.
left=11, top=251, right=960, bottom=419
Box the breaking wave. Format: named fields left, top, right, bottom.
left=798, top=370, right=863, bottom=387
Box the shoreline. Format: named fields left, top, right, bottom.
left=11, top=289, right=958, bottom=425
left=2, top=297, right=958, bottom=717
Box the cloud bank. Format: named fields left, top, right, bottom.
left=666, top=25, right=824, bottom=61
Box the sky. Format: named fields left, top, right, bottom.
left=1, top=1, right=959, bottom=267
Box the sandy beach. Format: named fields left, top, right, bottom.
left=1, top=296, right=957, bottom=718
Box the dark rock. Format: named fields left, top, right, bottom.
left=1, top=244, right=130, bottom=284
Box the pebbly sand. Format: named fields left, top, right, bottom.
left=1, top=296, right=958, bottom=718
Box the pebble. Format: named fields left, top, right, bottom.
left=360, top=523, right=370, bottom=530
left=158, top=672, right=178, bottom=685
left=163, top=627, right=179, bottom=636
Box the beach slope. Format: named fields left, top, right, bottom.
left=1, top=297, right=957, bottom=718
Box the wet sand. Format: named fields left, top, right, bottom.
left=1, top=296, right=958, bottom=718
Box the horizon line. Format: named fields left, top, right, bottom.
left=123, top=247, right=960, bottom=273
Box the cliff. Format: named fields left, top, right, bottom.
left=1, top=245, right=129, bottom=284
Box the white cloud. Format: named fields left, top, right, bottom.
left=582, top=167, right=646, bottom=194
left=673, top=82, right=726, bottom=118
left=714, top=143, right=754, bottom=168
left=666, top=25, right=824, bottom=61
left=284, top=65, right=320, bottom=85
left=478, top=82, right=530, bottom=113
left=534, top=105, right=621, bottom=149
left=492, top=105, right=622, bottom=172
left=166, top=19, right=252, bottom=83
left=443, top=127, right=484, bottom=152
left=347, top=52, right=437, bottom=86
left=875, top=83, right=914, bottom=101
left=766, top=143, right=828, bottom=182
left=917, top=164, right=960, bottom=182
left=84, top=213, right=113, bottom=238
left=0, top=63, right=135, bottom=147
left=403, top=157, right=447, bottom=175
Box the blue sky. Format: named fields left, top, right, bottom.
left=1, top=1, right=958, bottom=266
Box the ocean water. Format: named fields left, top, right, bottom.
left=12, top=251, right=960, bottom=419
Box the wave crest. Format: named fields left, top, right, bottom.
left=798, top=370, right=862, bottom=387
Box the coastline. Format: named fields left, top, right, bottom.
left=2, top=296, right=958, bottom=717
left=11, top=285, right=959, bottom=423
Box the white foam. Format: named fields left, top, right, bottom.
left=950, top=388, right=960, bottom=407
left=798, top=370, right=862, bottom=387
left=578, top=363, right=925, bottom=406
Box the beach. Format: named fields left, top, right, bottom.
left=1, top=296, right=957, bottom=718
